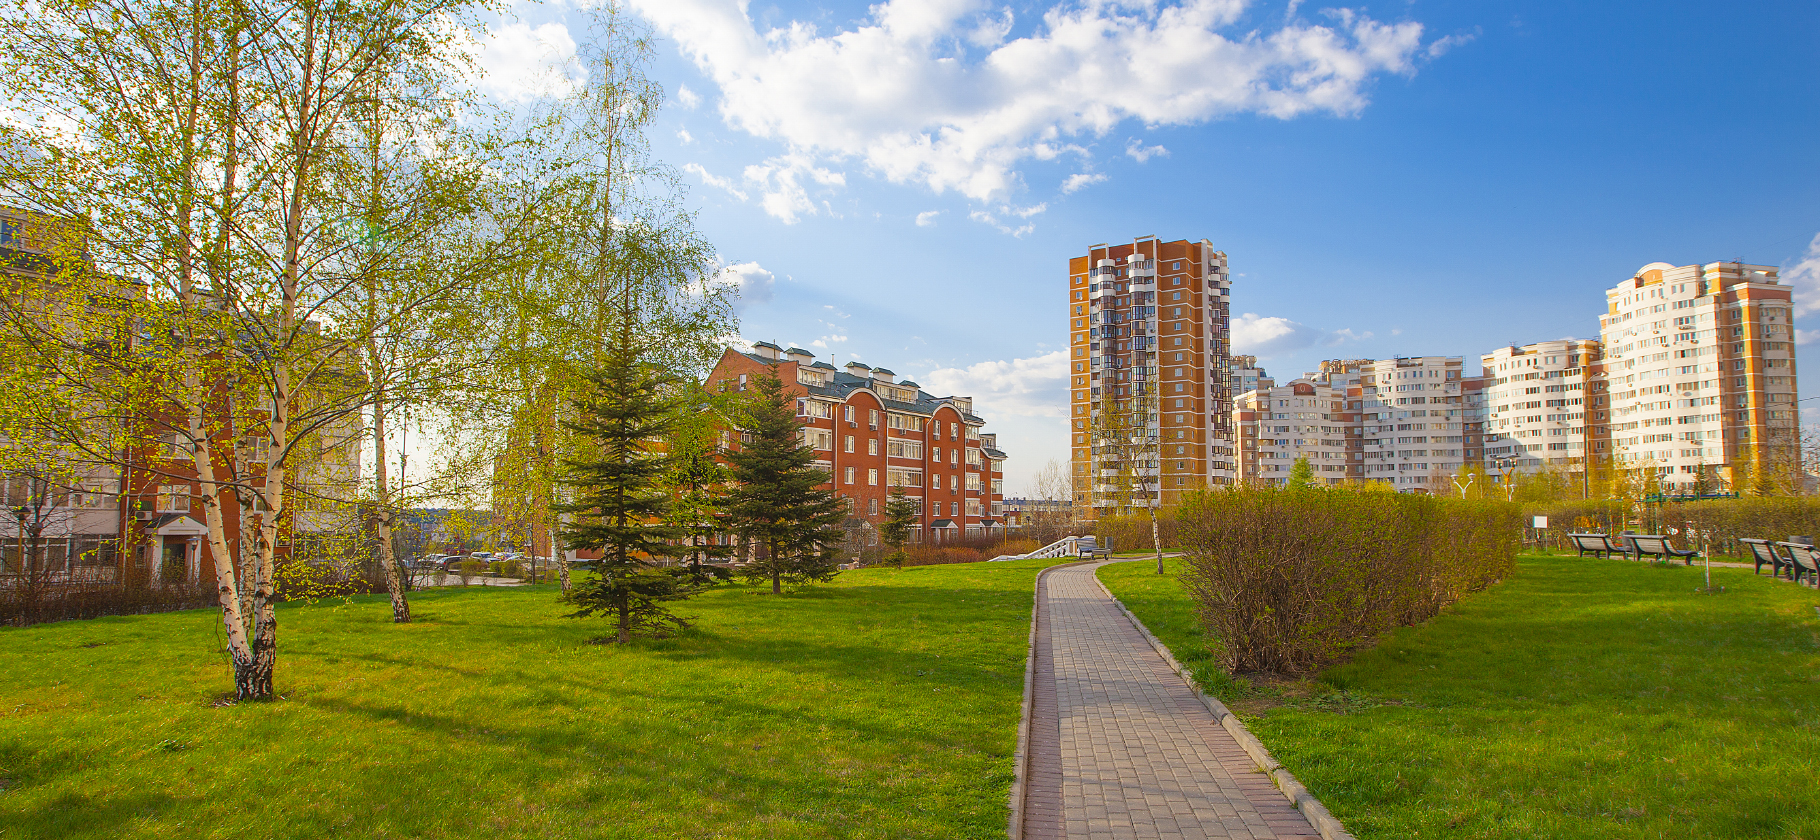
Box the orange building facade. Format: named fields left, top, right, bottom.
left=1067, top=237, right=1234, bottom=519
left=705, top=343, right=1008, bottom=544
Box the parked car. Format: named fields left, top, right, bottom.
left=440, top=555, right=472, bottom=572
left=413, top=554, right=447, bottom=570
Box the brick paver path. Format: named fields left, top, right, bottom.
left=1022, top=562, right=1318, bottom=840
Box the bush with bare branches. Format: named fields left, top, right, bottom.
left=1178, top=488, right=1518, bottom=676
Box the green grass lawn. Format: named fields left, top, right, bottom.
left=1098, top=556, right=1820, bottom=839
left=0, top=559, right=1063, bottom=840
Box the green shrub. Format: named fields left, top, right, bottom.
left=1178, top=488, right=1518, bottom=676
left=500, top=560, right=523, bottom=579
left=458, top=560, right=485, bottom=582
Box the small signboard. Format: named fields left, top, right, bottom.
left=1532, top=516, right=1549, bottom=529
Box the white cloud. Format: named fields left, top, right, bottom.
left=684, top=162, right=749, bottom=201
left=742, top=153, right=846, bottom=223
left=1425, top=30, right=1477, bottom=58
left=629, top=0, right=1432, bottom=202
left=677, top=127, right=694, bottom=144
left=916, top=209, right=944, bottom=226
left=1061, top=172, right=1107, bottom=193
left=465, top=22, right=585, bottom=103
left=1125, top=139, right=1168, bottom=162
left=710, top=261, right=775, bottom=313
left=917, top=350, right=1070, bottom=418
left=1785, top=232, right=1820, bottom=317
left=1230, top=312, right=1370, bottom=357
left=676, top=83, right=702, bottom=109
left=969, top=209, right=1035, bottom=237
left=1798, top=329, right=1820, bottom=346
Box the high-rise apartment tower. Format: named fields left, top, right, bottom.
left=1067, top=238, right=1233, bottom=519
left=1598, top=262, right=1797, bottom=492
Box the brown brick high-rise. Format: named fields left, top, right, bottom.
left=1067, top=237, right=1233, bottom=520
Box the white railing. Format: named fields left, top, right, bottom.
left=990, top=535, right=1098, bottom=562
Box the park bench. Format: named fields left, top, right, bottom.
left=1568, top=533, right=1629, bottom=559
left=1739, top=538, right=1789, bottom=577
left=1628, top=534, right=1697, bottom=565
left=1775, top=542, right=1819, bottom=586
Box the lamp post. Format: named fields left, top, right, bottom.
left=1494, top=457, right=1517, bottom=503
left=1451, top=473, right=1475, bottom=499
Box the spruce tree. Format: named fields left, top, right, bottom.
left=557, top=315, right=692, bottom=643
left=725, top=369, right=846, bottom=594
left=880, top=485, right=919, bottom=570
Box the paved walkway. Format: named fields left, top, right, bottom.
left=1022, top=562, right=1318, bottom=840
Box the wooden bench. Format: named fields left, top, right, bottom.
left=1739, top=538, right=1789, bottom=577
left=1776, top=542, right=1819, bottom=586
left=1568, top=533, right=1628, bottom=559
left=1628, top=534, right=1697, bottom=565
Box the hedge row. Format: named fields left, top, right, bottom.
left=1523, top=496, right=1820, bottom=557
left=1178, top=488, right=1519, bottom=676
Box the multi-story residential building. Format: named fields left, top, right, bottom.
left=1230, top=355, right=1274, bottom=396
left=0, top=207, right=363, bottom=588
left=705, top=343, right=1007, bottom=544
left=1354, top=356, right=1470, bottom=491
left=1067, top=237, right=1234, bottom=520
left=1599, top=261, right=1798, bottom=493
left=1001, top=497, right=1072, bottom=533
left=1480, top=340, right=1603, bottom=491
left=1232, top=380, right=1348, bottom=486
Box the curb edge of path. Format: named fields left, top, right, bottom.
left=1008, top=561, right=1084, bottom=840
left=1091, top=561, right=1358, bottom=840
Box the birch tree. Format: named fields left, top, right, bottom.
left=0, top=0, right=508, bottom=698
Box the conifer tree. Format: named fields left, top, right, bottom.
left=880, top=485, right=919, bottom=570
left=557, top=313, right=693, bottom=642
left=725, top=370, right=846, bottom=594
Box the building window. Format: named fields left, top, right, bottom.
left=159, top=485, right=189, bottom=513
left=868, top=438, right=878, bottom=455
left=844, top=466, right=855, bottom=484
left=933, top=474, right=942, bottom=489
left=844, top=406, right=853, bottom=422
left=868, top=469, right=879, bottom=485
left=869, top=498, right=879, bottom=515
left=869, top=409, right=880, bottom=429
left=845, top=435, right=855, bottom=453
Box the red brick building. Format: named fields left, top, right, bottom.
left=705, top=342, right=1008, bottom=545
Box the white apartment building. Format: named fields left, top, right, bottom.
left=1230, top=355, right=1274, bottom=397
left=1233, top=380, right=1348, bottom=486
left=1355, top=357, right=1469, bottom=490
left=1481, top=340, right=1601, bottom=478
left=1599, top=261, right=1797, bottom=492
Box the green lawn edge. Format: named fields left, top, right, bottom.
left=1097, top=555, right=1820, bottom=840
left=0, top=558, right=1072, bottom=840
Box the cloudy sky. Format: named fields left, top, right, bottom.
left=477, top=0, right=1820, bottom=493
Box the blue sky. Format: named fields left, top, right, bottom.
left=478, top=0, right=1820, bottom=492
